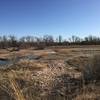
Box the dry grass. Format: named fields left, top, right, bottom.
left=17, top=59, right=48, bottom=70
left=82, top=54, right=100, bottom=82
left=8, top=70, right=25, bottom=100
left=0, top=47, right=100, bottom=100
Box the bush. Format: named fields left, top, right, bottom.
left=83, top=55, right=100, bottom=82
left=35, top=44, right=46, bottom=50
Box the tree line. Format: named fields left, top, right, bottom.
left=0, top=35, right=100, bottom=49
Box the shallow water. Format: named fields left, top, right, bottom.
left=0, top=55, right=40, bottom=66
left=0, top=60, right=11, bottom=66
left=23, top=55, right=40, bottom=60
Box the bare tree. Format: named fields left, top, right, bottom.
left=9, top=35, right=17, bottom=47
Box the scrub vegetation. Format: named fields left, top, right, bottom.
left=0, top=35, right=100, bottom=100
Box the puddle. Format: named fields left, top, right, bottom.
left=0, top=60, right=12, bottom=66
left=0, top=55, right=41, bottom=67
left=22, top=55, right=41, bottom=60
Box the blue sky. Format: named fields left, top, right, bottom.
left=0, top=0, right=100, bottom=38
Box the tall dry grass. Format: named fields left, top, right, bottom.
left=83, top=54, right=100, bottom=82
left=0, top=54, right=100, bottom=100
left=8, top=70, right=25, bottom=100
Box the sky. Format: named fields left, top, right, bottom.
left=0, top=0, right=100, bottom=38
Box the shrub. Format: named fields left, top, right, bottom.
left=83, top=54, right=100, bottom=82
